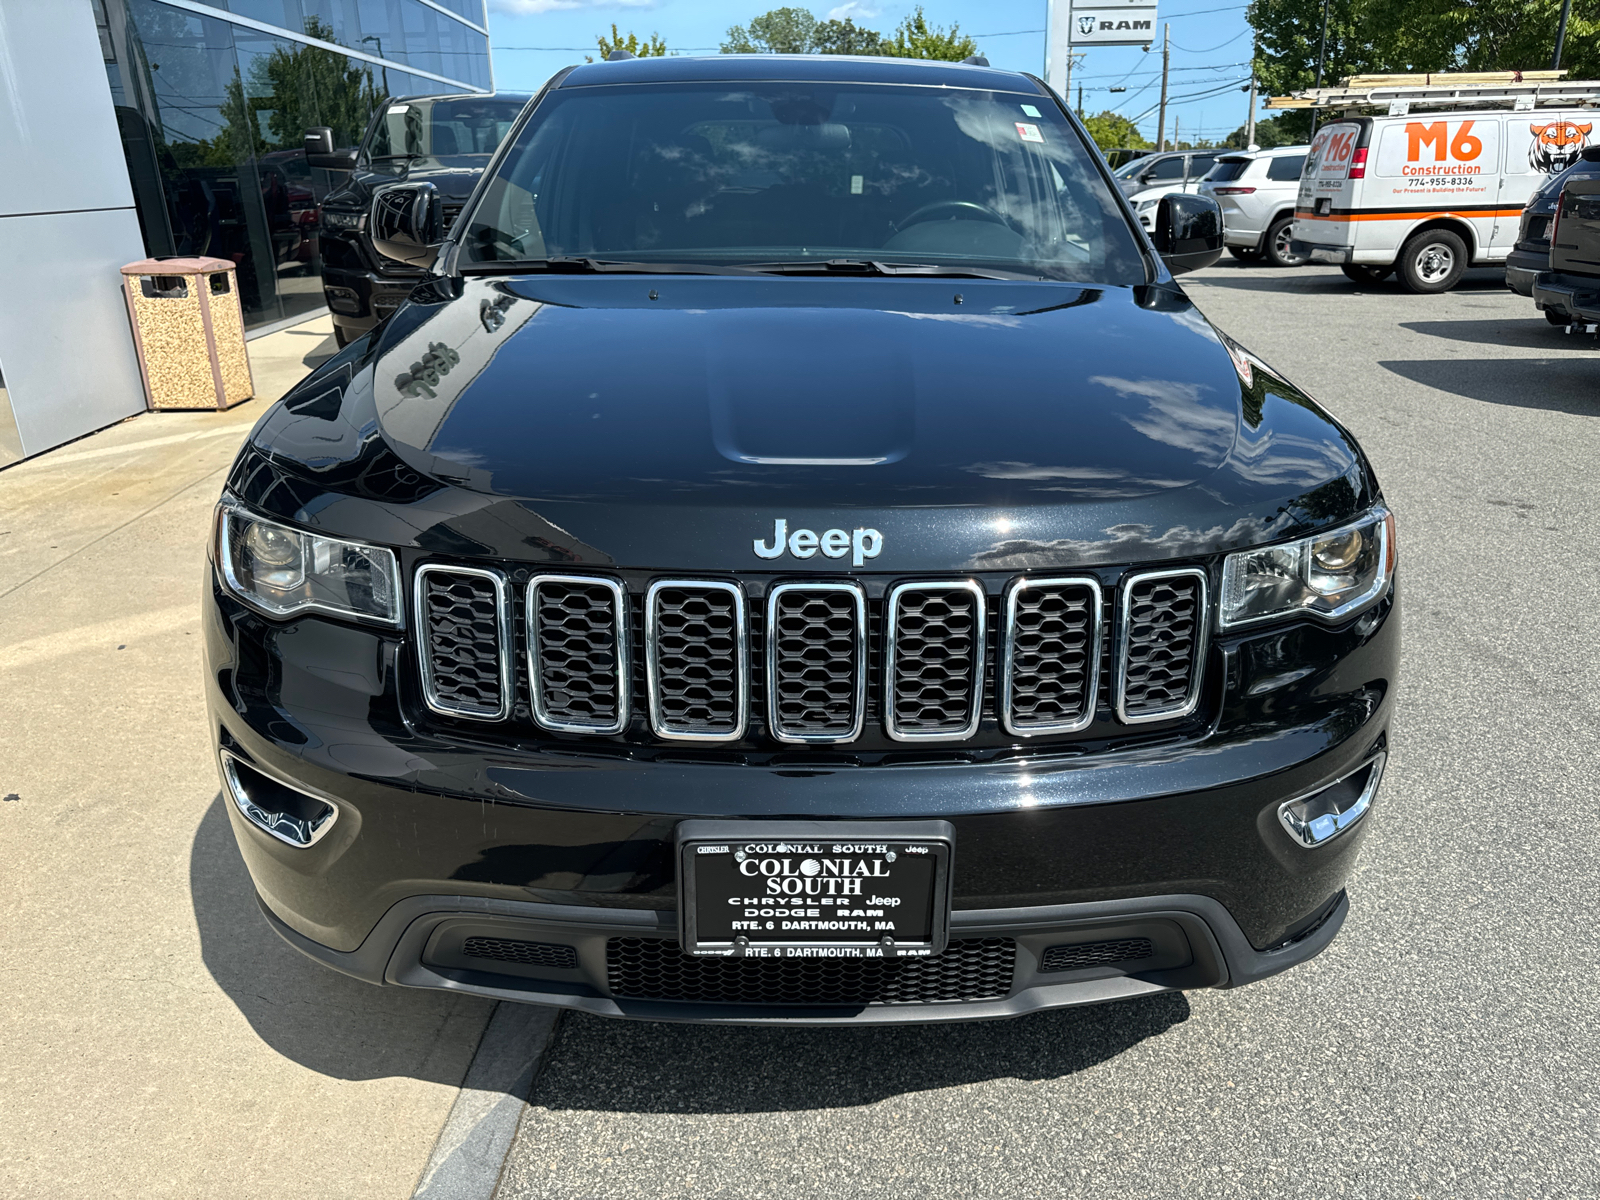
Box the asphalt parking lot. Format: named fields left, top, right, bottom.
left=494, top=263, right=1600, bottom=1199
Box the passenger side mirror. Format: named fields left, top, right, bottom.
left=304, top=126, right=357, bottom=171
left=1152, top=193, right=1224, bottom=275
left=371, top=182, right=445, bottom=268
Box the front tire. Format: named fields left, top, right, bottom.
left=1263, top=216, right=1306, bottom=268
left=1340, top=264, right=1393, bottom=285
left=1397, top=229, right=1468, bottom=293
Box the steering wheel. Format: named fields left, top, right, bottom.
left=894, top=200, right=1008, bottom=231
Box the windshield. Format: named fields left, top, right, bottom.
left=1110, top=156, right=1149, bottom=179
left=367, top=97, right=526, bottom=159
left=1204, top=158, right=1251, bottom=182
left=461, top=82, right=1145, bottom=284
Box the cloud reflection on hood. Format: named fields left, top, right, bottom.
left=968, top=514, right=1297, bottom=569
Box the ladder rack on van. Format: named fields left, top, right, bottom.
left=1269, top=72, right=1600, bottom=115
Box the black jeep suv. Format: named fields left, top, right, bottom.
left=310, top=92, right=529, bottom=347
left=208, top=54, right=1398, bottom=1025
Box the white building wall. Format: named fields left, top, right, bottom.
left=0, top=0, right=147, bottom=466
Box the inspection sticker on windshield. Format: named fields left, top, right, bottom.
left=1020, top=105, right=1042, bottom=118
left=1015, top=122, right=1044, bottom=143
left=387, top=105, right=409, bottom=115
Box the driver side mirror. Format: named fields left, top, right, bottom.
left=1153, top=193, right=1224, bottom=275
left=304, top=126, right=357, bottom=171
left=371, top=182, right=445, bottom=268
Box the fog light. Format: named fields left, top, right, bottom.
left=1278, top=752, right=1385, bottom=847
left=220, top=752, right=338, bottom=848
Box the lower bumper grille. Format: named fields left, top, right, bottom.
left=1040, top=937, right=1154, bottom=972
left=606, top=937, right=1017, bottom=1006
left=462, top=937, right=578, bottom=970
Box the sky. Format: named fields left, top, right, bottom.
left=482, top=1, right=1263, bottom=147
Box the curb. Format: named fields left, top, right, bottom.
left=412, top=1002, right=562, bottom=1200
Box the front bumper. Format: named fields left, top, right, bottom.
left=320, top=263, right=427, bottom=337
left=1532, top=270, right=1600, bottom=324
left=1291, top=239, right=1351, bottom=265
left=204, top=549, right=1399, bottom=1022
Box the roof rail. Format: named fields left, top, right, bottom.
left=1268, top=71, right=1600, bottom=113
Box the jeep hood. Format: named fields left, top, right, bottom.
left=245, top=275, right=1375, bottom=571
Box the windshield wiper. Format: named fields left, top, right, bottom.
left=740, top=258, right=1043, bottom=281
left=369, top=153, right=423, bottom=161
left=459, top=257, right=764, bottom=276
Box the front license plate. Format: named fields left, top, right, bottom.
left=676, top=819, right=954, bottom=959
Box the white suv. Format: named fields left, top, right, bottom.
left=1197, top=145, right=1310, bottom=267
left=1114, top=150, right=1222, bottom=232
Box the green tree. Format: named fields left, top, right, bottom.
left=590, top=24, right=669, bottom=61
left=1246, top=0, right=1600, bottom=140
left=813, top=17, right=886, bottom=55
left=1081, top=110, right=1151, bottom=153
left=885, top=6, right=977, bottom=61
left=722, top=7, right=818, bottom=53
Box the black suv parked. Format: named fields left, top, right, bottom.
left=211, top=54, right=1397, bottom=1025
left=1533, top=146, right=1600, bottom=328
left=306, top=92, right=529, bottom=346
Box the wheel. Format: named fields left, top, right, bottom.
left=333, top=325, right=351, bottom=349
left=1228, top=246, right=1263, bottom=262
left=1396, top=228, right=1468, bottom=293
left=1340, top=264, right=1393, bottom=284
left=1545, top=308, right=1570, bottom=326
left=1263, top=216, right=1306, bottom=267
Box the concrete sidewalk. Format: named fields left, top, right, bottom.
left=0, top=315, right=496, bottom=1198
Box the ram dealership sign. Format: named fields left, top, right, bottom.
left=1047, top=0, right=1156, bottom=93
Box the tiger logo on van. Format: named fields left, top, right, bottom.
left=1530, top=120, right=1593, bottom=173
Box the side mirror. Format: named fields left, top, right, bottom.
left=1153, top=192, right=1224, bottom=275
left=371, top=182, right=445, bottom=268
left=304, top=126, right=357, bottom=171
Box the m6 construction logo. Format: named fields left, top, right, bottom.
left=1376, top=118, right=1498, bottom=192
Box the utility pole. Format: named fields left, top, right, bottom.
left=1552, top=0, right=1573, bottom=69
left=1156, top=23, right=1170, bottom=151
left=1311, top=0, right=1330, bottom=136
left=1245, top=51, right=1258, bottom=149
left=1078, top=82, right=1084, bottom=116
left=1174, top=115, right=1180, bottom=150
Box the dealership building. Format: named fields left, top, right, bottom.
left=0, top=0, right=493, bottom=467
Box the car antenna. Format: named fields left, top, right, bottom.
left=607, top=49, right=636, bottom=61
left=962, top=55, right=990, bottom=67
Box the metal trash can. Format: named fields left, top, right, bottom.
left=121, top=257, right=255, bottom=411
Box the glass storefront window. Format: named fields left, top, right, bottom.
left=102, top=0, right=488, bottom=330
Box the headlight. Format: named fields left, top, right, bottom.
left=1137, top=197, right=1160, bottom=211
left=216, top=498, right=400, bottom=625
left=1220, top=506, right=1395, bottom=629
left=322, top=208, right=364, bottom=231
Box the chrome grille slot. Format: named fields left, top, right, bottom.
left=645, top=580, right=748, bottom=741
left=1116, top=568, right=1207, bottom=723
left=766, top=583, right=866, bottom=743
left=1002, top=577, right=1102, bottom=736
left=528, top=575, right=628, bottom=734
left=415, top=565, right=512, bottom=720
left=885, top=581, right=986, bottom=741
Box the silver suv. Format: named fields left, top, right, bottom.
left=1198, top=145, right=1310, bottom=267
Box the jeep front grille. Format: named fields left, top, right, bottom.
left=885, top=581, right=986, bottom=741
left=645, top=580, right=748, bottom=741
left=766, top=583, right=866, bottom=742
left=1001, top=577, right=1101, bottom=736
left=528, top=575, right=628, bottom=734
left=1116, top=568, right=1208, bottom=723
left=412, top=568, right=1209, bottom=742
left=415, top=565, right=512, bottom=720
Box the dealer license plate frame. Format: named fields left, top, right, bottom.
left=676, top=819, right=954, bottom=959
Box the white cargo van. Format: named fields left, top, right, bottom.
left=1292, top=104, right=1597, bottom=291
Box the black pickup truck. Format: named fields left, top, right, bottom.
left=1533, top=145, right=1600, bottom=328
left=305, top=92, right=529, bottom=346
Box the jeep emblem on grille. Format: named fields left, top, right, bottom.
left=754, top=519, right=883, bottom=567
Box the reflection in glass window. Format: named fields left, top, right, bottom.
left=464, top=83, right=1145, bottom=285
left=368, top=96, right=526, bottom=159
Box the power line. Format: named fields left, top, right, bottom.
left=1169, top=29, right=1249, bottom=54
